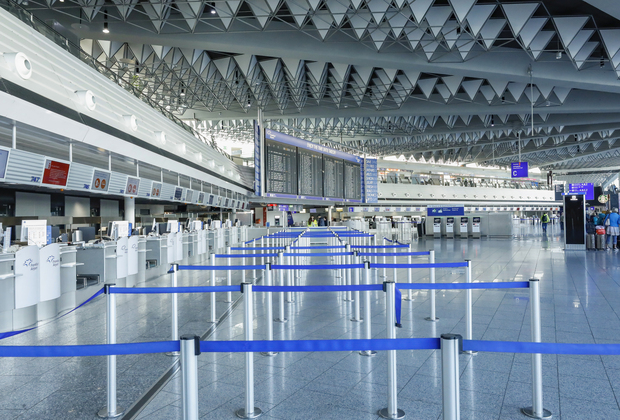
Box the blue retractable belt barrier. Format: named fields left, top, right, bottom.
left=395, top=281, right=530, bottom=290
left=177, top=265, right=266, bottom=271
left=282, top=252, right=353, bottom=257
left=199, top=337, right=440, bottom=353
left=395, top=287, right=402, bottom=327
left=214, top=253, right=278, bottom=258
left=358, top=252, right=429, bottom=257
left=0, top=287, right=104, bottom=341
left=372, top=262, right=468, bottom=269
left=231, top=246, right=275, bottom=250
left=254, top=284, right=383, bottom=292
left=290, top=246, right=347, bottom=250
left=110, top=286, right=240, bottom=294
left=270, top=264, right=365, bottom=270
left=351, top=245, right=408, bottom=249
left=0, top=341, right=179, bottom=357
left=463, top=340, right=620, bottom=355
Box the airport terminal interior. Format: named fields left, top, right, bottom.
left=3, top=0, right=620, bottom=419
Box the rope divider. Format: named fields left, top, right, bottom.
left=395, top=281, right=530, bottom=290
left=230, top=247, right=285, bottom=251
left=109, top=286, right=241, bottom=294
left=176, top=265, right=266, bottom=271
left=358, top=252, right=430, bottom=257
left=372, top=262, right=468, bottom=269
left=214, top=253, right=278, bottom=258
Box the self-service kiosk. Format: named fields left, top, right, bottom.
left=471, top=217, right=481, bottom=238
left=460, top=217, right=469, bottom=237
left=446, top=217, right=454, bottom=238
left=433, top=217, right=441, bottom=238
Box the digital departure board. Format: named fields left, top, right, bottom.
left=323, top=156, right=344, bottom=198
left=262, top=129, right=363, bottom=202
left=266, top=139, right=297, bottom=195
left=343, top=161, right=361, bottom=200
left=298, top=148, right=323, bottom=197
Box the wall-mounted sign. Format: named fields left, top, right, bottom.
left=150, top=182, right=162, bottom=198
left=198, top=192, right=205, bottom=204
left=185, top=190, right=194, bottom=203
left=427, top=205, right=465, bottom=217
left=42, top=159, right=70, bottom=186
left=510, top=162, right=528, bottom=178
left=174, top=187, right=183, bottom=200
left=125, top=177, right=140, bottom=196
left=0, top=149, right=9, bottom=180
left=91, top=169, right=110, bottom=192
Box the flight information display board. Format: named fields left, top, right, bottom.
left=263, top=129, right=362, bottom=202
left=323, top=156, right=344, bottom=198
left=265, top=139, right=297, bottom=195
left=343, top=161, right=361, bottom=200
left=298, top=148, right=323, bottom=198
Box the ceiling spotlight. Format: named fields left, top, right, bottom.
left=103, top=11, right=109, bottom=33
left=600, top=57, right=605, bottom=68
left=491, top=116, right=495, bottom=127
left=246, top=99, right=251, bottom=107
left=180, top=88, right=185, bottom=96
left=210, top=7, right=217, bottom=14
left=556, top=51, right=562, bottom=59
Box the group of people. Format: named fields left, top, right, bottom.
left=589, top=208, right=620, bottom=250
left=307, top=216, right=328, bottom=227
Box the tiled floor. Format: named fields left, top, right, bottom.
left=3, top=222, right=620, bottom=419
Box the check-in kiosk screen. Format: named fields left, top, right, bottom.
left=473, top=217, right=480, bottom=223
left=447, top=217, right=454, bottom=223
left=461, top=217, right=468, bottom=223
left=434, top=218, right=441, bottom=224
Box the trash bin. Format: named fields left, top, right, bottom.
left=587, top=234, right=596, bottom=250
left=596, top=234, right=606, bottom=250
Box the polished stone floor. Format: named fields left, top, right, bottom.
left=2, top=222, right=620, bottom=419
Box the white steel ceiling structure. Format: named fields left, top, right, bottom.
left=18, top=0, right=620, bottom=174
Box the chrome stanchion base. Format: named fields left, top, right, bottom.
left=260, top=351, right=278, bottom=357
left=285, top=299, right=295, bottom=303
left=350, top=317, right=363, bottom=322
left=97, top=407, right=124, bottom=418
left=359, top=350, right=377, bottom=357
left=378, top=407, right=405, bottom=419
left=461, top=350, right=478, bottom=355
left=521, top=407, right=552, bottom=419
left=235, top=407, right=262, bottom=419
left=424, top=317, right=439, bottom=322
left=225, top=299, right=233, bottom=303
left=403, top=297, right=415, bottom=301
left=165, top=351, right=180, bottom=357
left=343, top=298, right=353, bottom=302
left=274, top=318, right=288, bottom=323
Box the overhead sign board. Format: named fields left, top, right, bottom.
left=427, top=205, right=465, bottom=217
left=125, top=177, right=140, bottom=195
left=42, top=159, right=70, bottom=186
left=91, top=169, right=110, bottom=192
left=568, top=183, right=594, bottom=201
left=511, top=162, right=528, bottom=178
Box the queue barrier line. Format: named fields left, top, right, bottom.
left=109, top=286, right=241, bottom=294
left=0, top=287, right=105, bottom=341
left=358, top=252, right=430, bottom=257
left=351, top=245, right=408, bottom=249
left=4, top=338, right=620, bottom=358
left=373, top=262, right=468, bottom=269
left=230, top=247, right=285, bottom=251
left=270, top=264, right=365, bottom=270
left=290, top=246, right=346, bottom=249
left=253, top=285, right=383, bottom=293
left=396, top=281, right=530, bottom=290
left=214, top=253, right=278, bottom=258
left=282, top=252, right=352, bottom=257
left=176, top=265, right=266, bottom=271
left=0, top=341, right=179, bottom=357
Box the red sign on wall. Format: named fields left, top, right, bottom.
left=42, top=159, right=70, bottom=186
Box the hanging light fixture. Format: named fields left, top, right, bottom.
left=103, top=10, right=109, bottom=33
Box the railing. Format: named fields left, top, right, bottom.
left=0, top=0, right=232, bottom=161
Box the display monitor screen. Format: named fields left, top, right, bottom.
left=198, top=192, right=204, bottom=203
left=185, top=190, right=193, bottom=203
left=473, top=217, right=481, bottom=223
left=208, top=195, right=214, bottom=205
left=125, top=177, right=140, bottom=195
left=434, top=218, right=441, bottom=223
left=0, top=149, right=8, bottom=179
left=92, top=170, right=110, bottom=192
left=568, top=183, right=594, bottom=201
left=151, top=182, right=162, bottom=198
left=461, top=217, right=468, bottom=223
left=174, top=187, right=183, bottom=200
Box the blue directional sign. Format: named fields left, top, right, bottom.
left=426, top=205, right=465, bottom=217
left=568, top=183, right=594, bottom=200
left=511, top=162, right=528, bottom=178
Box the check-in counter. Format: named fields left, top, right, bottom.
left=138, top=237, right=147, bottom=285
left=182, top=232, right=190, bottom=261
left=0, top=253, right=17, bottom=332
left=146, top=236, right=167, bottom=279
left=37, top=243, right=63, bottom=322
left=76, top=241, right=117, bottom=287
left=58, top=245, right=80, bottom=312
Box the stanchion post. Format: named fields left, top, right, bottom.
left=441, top=334, right=461, bottom=420
left=252, top=241, right=257, bottom=280
left=360, top=261, right=376, bottom=357
left=521, top=279, right=552, bottom=419
left=425, top=250, right=438, bottom=322
left=226, top=246, right=233, bottom=303
left=180, top=335, right=200, bottom=420
left=373, top=234, right=378, bottom=273
left=237, top=283, right=262, bottom=418
left=378, top=281, right=404, bottom=419
left=98, top=284, right=123, bottom=418
left=405, top=244, right=413, bottom=301
left=285, top=245, right=293, bottom=303
left=462, top=260, right=476, bottom=354
left=381, top=238, right=387, bottom=279
left=345, top=244, right=353, bottom=301
left=166, top=264, right=180, bottom=357
left=210, top=254, right=217, bottom=323
left=261, top=263, right=277, bottom=357
left=275, top=252, right=287, bottom=323
left=351, top=251, right=362, bottom=322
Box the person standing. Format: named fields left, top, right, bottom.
left=604, top=208, right=620, bottom=250
left=541, top=212, right=550, bottom=233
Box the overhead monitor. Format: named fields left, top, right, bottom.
left=125, top=177, right=140, bottom=195
left=42, top=159, right=70, bottom=186
left=150, top=182, right=162, bottom=198
left=91, top=169, right=110, bottom=192
left=185, top=190, right=193, bottom=203
left=568, top=183, right=594, bottom=201
left=0, top=149, right=8, bottom=180
left=174, top=187, right=183, bottom=200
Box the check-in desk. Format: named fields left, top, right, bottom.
left=182, top=232, right=190, bottom=261
left=445, top=217, right=455, bottom=238
left=138, top=237, right=147, bottom=285
left=146, top=236, right=167, bottom=279
left=0, top=253, right=18, bottom=332
left=76, top=242, right=117, bottom=287
left=58, top=245, right=80, bottom=312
